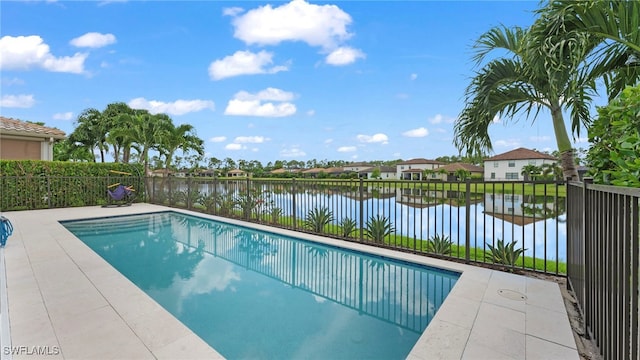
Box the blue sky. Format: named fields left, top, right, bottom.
left=0, top=0, right=595, bottom=164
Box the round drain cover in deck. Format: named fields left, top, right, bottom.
left=498, top=289, right=527, bottom=301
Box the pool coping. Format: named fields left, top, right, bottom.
left=0, top=204, right=579, bottom=359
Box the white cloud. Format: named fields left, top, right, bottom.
left=235, top=87, right=295, bottom=102
left=209, top=50, right=288, bottom=80
left=306, top=109, right=315, bottom=116
left=429, top=114, right=455, bottom=124
left=224, top=88, right=296, bottom=117
left=337, top=146, right=356, bottom=152
left=70, top=32, right=116, bottom=48
left=356, top=133, right=388, bottom=144
left=402, top=127, right=429, bottom=138
left=231, top=0, right=353, bottom=50
left=52, top=112, right=73, bottom=120
left=280, top=147, right=306, bottom=157
left=529, top=135, right=551, bottom=142
left=410, top=73, right=418, bottom=80
left=128, top=97, right=214, bottom=116
left=225, top=143, right=246, bottom=150
left=492, top=115, right=502, bottom=124
left=325, top=46, right=365, bottom=66
left=234, top=136, right=269, bottom=144
left=223, top=7, right=244, bottom=16
left=1, top=94, right=35, bottom=108
left=0, top=35, right=87, bottom=74
left=495, top=139, right=521, bottom=148
left=574, top=137, right=588, bottom=143
left=210, top=136, right=227, bottom=143
left=434, top=128, right=447, bottom=133
left=324, top=138, right=333, bottom=144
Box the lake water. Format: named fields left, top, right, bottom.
left=167, top=182, right=567, bottom=261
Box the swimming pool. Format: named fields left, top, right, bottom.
left=62, top=211, right=460, bottom=359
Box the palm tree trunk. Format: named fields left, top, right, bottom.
left=551, top=105, right=579, bottom=181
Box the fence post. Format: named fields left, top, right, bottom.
left=246, top=177, right=251, bottom=221
left=465, top=178, right=471, bottom=262
left=581, top=177, right=592, bottom=339
left=359, top=178, right=364, bottom=242
left=46, top=176, right=52, bottom=209
left=187, top=176, right=192, bottom=210
left=213, top=175, right=218, bottom=216
left=168, top=177, right=173, bottom=206
left=292, top=178, right=297, bottom=230
left=153, top=176, right=157, bottom=203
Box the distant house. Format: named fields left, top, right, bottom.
left=151, top=169, right=173, bottom=177
left=359, top=166, right=397, bottom=179
left=343, top=162, right=372, bottom=173
left=301, top=167, right=346, bottom=178
left=228, top=169, right=248, bottom=177
left=396, top=158, right=444, bottom=180
left=484, top=147, right=557, bottom=181
left=270, top=168, right=302, bottom=176
left=0, top=116, right=66, bottom=161
left=196, top=169, right=218, bottom=177
left=436, top=163, right=484, bottom=181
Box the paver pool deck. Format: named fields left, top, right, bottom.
left=0, top=204, right=579, bottom=359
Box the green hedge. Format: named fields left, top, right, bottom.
left=0, top=160, right=144, bottom=211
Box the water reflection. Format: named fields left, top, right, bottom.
left=165, top=182, right=567, bottom=261
left=64, top=212, right=459, bottom=360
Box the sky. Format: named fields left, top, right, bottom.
left=0, top=0, right=597, bottom=165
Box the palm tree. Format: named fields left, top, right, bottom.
left=159, top=122, right=204, bottom=174
left=455, top=25, right=597, bottom=181
left=103, top=102, right=137, bottom=163
left=67, top=108, right=109, bottom=162
left=124, top=112, right=170, bottom=175
left=532, top=0, right=640, bottom=100
left=540, top=162, right=563, bottom=180
left=520, top=164, right=542, bottom=181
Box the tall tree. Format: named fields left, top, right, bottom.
left=126, top=112, right=170, bottom=175
left=454, top=24, right=597, bottom=180
left=533, top=0, right=640, bottom=100
left=159, top=122, right=204, bottom=174
left=103, top=102, right=136, bottom=163
left=68, top=108, right=109, bottom=162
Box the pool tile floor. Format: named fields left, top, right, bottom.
left=0, top=204, right=579, bottom=359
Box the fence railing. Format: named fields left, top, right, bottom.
left=147, top=176, right=567, bottom=275
left=567, top=180, right=639, bottom=360
left=0, top=175, right=144, bottom=210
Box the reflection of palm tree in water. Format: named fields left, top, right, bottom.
left=306, top=245, right=328, bottom=258
left=236, top=231, right=278, bottom=260
left=97, top=219, right=205, bottom=290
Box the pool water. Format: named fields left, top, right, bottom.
left=62, top=211, right=459, bottom=359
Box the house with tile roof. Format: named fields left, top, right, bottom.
left=358, top=166, right=397, bottom=179
left=0, top=116, right=66, bottom=160
left=396, top=158, right=444, bottom=180
left=484, top=147, right=557, bottom=181
left=343, top=162, right=372, bottom=173
left=435, top=162, right=484, bottom=181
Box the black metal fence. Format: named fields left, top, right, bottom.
left=0, top=174, right=143, bottom=210
left=567, top=180, right=639, bottom=360
left=148, top=176, right=567, bottom=274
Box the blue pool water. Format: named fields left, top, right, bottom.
left=62, top=211, right=459, bottom=359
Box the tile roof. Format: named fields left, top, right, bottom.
left=0, top=116, right=66, bottom=138
left=485, top=147, right=557, bottom=161
left=397, top=158, right=443, bottom=165
left=344, top=162, right=371, bottom=167
left=357, top=166, right=396, bottom=173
